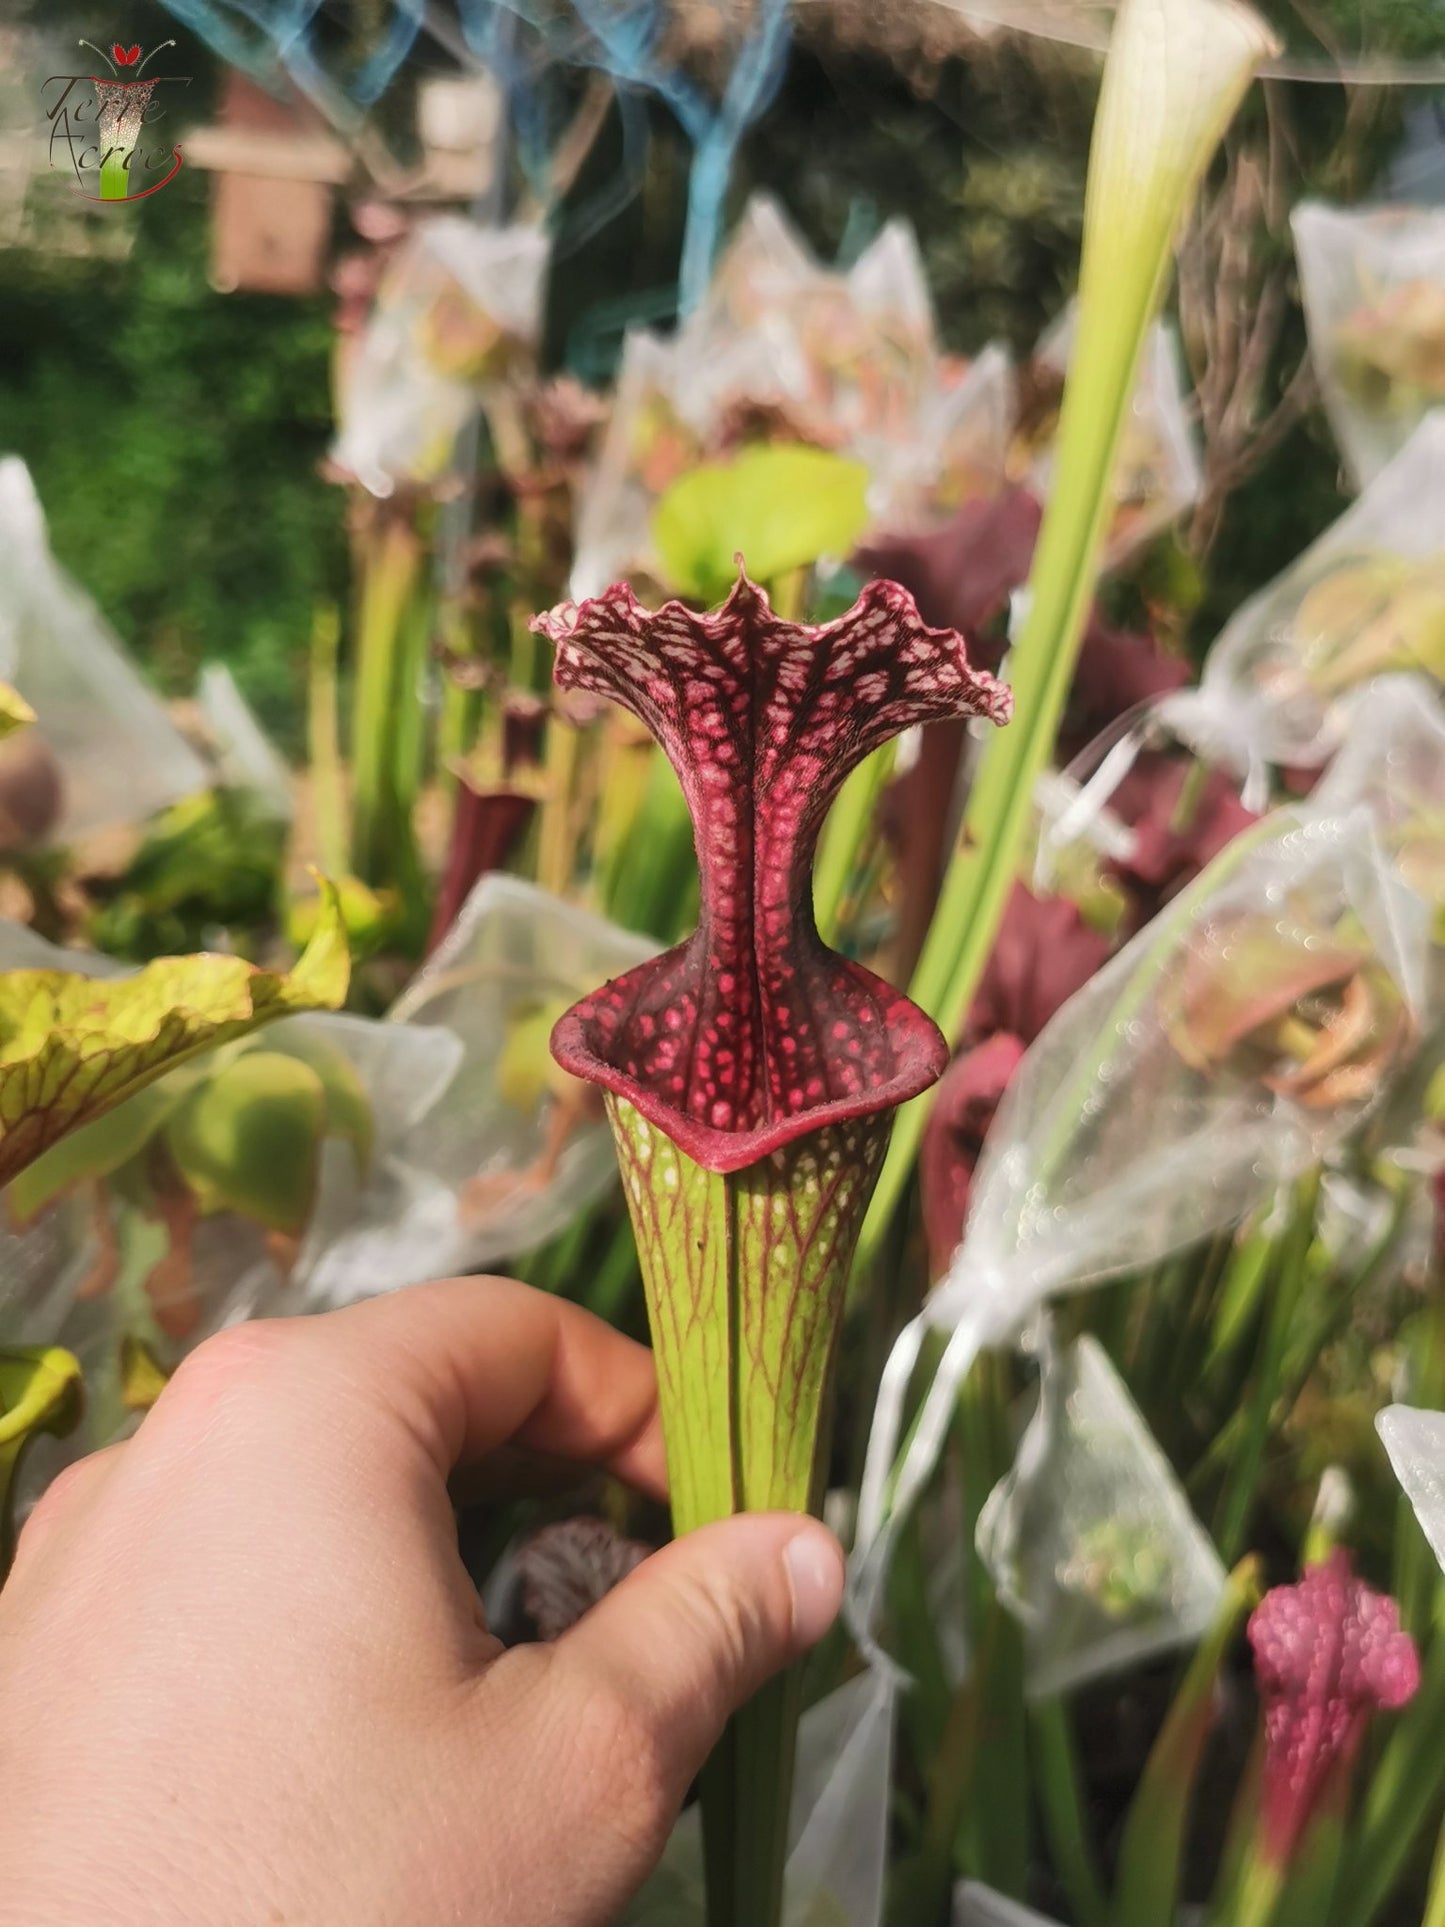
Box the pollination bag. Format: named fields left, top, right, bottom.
left=926, top=342, right=1017, bottom=521
left=0, top=918, right=462, bottom=1485
left=1019, top=303, right=1202, bottom=562
left=851, top=802, right=1428, bottom=1645
left=0, top=458, right=209, bottom=841
left=938, top=806, right=1424, bottom=1334
left=569, top=194, right=1011, bottom=597
left=1164, top=412, right=1445, bottom=779
left=571, top=326, right=696, bottom=600
left=690, top=191, right=941, bottom=497
left=622, top=1668, right=897, bottom=1927
left=1377, top=1404, right=1445, bottom=1576
left=300, top=873, right=661, bottom=1302
left=331, top=218, right=549, bottom=496
left=1309, top=673, right=1445, bottom=952
left=783, top=1668, right=896, bottom=1927
left=977, top=1332, right=1226, bottom=1698
left=195, top=663, right=294, bottom=823
left=1293, top=200, right=1445, bottom=489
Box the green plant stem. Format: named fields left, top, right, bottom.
left=853, top=0, right=1273, bottom=1272
left=956, top=1598, right=1029, bottom=1895
left=306, top=601, right=347, bottom=879
left=1208, top=1736, right=1265, bottom=1925
left=508, top=601, right=538, bottom=691
left=888, top=1505, right=953, bottom=1770
left=1232, top=1857, right=1285, bottom=1927
left=518, top=1210, right=591, bottom=1296
left=436, top=599, right=482, bottom=791
left=609, top=1100, right=892, bottom=1927
left=1334, top=1612, right=1445, bottom=1927
left=814, top=743, right=895, bottom=946
left=1214, top=1167, right=1321, bottom=1564
left=1128, top=1252, right=1190, bottom=1389
left=350, top=507, right=427, bottom=892
left=1423, top=1812, right=1445, bottom=1927
left=1271, top=1800, right=1345, bottom=1927
left=583, top=1213, right=641, bottom=1325
left=537, top=714, right=582, bottom=897
left=1114, top=1558, right=1261, bottom=1927
left=392, top=582, right=430, bottom=859
left=1201, top=1221, right=1275, bottom=1384
left=955, top=1353, right=1029, bottom=1896
left=595, top=730, right=660, bottom=910
left=1159, top=1233, right=1235, bottom=1430
left=893, top=1663, right=983, bottom=1927
left=1031, top=1700, right=1108, bottom=1927
left=1190, top=1190, right=1410, bottom=1500
left=519, top=1208, right=640, bottom=1323
left=1396, top=1301, right=1445, bottom=1641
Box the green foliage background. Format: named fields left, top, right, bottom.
left=1, top=61, right=345, bottom=757
left=0, top=4, right=1433, bottom=762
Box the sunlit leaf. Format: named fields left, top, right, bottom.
left=0, top=682, right=36, bottom=743
left=119, top=1333, right=172, bottom=1413
left=271, top=1029, right=375, bottom=1171
left=0, top=880, right=348, bottom=1190
left=651, top=444, right=870, bottom=605
left=497, top=999, right=575, bottom=1113
left=165, top=1051, right=328, bottom=1237
left=0, top=1345, right=82, bottom=1570
left=6, top=1078, right=192, bottom=1229
left=287, top=873, right=400, bottom=961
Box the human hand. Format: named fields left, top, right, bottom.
left=0, top=1278, right=845, bottom=1926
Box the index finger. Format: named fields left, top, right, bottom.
left=158, top=1276, right=667, bottom=1500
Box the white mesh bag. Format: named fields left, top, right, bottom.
left=1294, top=200, right=1445, bottom=489
left=977, top=1333, right=1226, bottom=1698
left=1164, top=412, right=1445, bottom=778
left=0, top=458, right=208, bottom=839
left=331, top=218, right=549, bottom=496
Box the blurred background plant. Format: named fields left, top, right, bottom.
left=0, top=0, right=1444, bottom=1921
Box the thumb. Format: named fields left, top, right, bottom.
left=549, top=1511, right=843, bottom=1797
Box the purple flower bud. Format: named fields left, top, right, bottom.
left=1248, top=1551, right=1419, bottom=1864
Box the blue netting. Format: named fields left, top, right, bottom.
left=564, top=0, right=790, bottom=311
left=159, top=0, right=795, bottom=314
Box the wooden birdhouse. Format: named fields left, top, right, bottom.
left=187, top=72, right=349, bottom=295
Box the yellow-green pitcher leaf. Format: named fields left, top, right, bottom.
left=0, top=1345, right=83, bottom=1571
left=0, top=880, right=348, bottom=1191
left=652, top=445, right=870, bottom=606
left=498, top=1000, right=575, bottom=1113
left=270, top=1030, right=375, bottom=1172
left=287, top=874, right=399, bottom=960
left=0, top=682, right=36, bottom=743
left=165, top=1051, right=328, bottom=1236
left=0, top=1346, right=82, bottom=1453
left=7, top=1079, right=189, bottom=1229
left=119, top=1333, right=172, bottom=1413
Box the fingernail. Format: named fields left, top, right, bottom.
left=783, top=1527, right=845, bottom=1648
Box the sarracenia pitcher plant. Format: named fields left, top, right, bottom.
left=532, top=572, right=1009, bottom=1926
